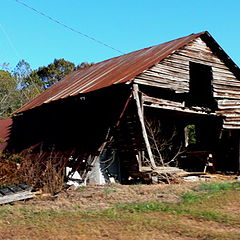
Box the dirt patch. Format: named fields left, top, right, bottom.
left=15, top=174, right=238, bottom=211
left=15, top=183, right=197, bottom=210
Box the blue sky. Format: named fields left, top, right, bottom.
left=1, top=0, right=240, bottom=71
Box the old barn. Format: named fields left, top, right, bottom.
left=4, top=31, right=240, bottom=184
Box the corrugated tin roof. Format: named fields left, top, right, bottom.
left=15, top=31, right=240, bottom=114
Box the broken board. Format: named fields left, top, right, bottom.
left=0, top=184, right=34, bottom=205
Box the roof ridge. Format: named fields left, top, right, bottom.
left=76, top=31, right=207, bottom=71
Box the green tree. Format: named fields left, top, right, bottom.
left=34, top=58, right=75, bottom=89
left=76, top=62, right=94, bottom=70
left=17, top=59, right=93, bottom=91
left=0, top=59, right=91, bottom=118
left=13, top=60, right=42, bottom=103
left=0, top=70, right=22, bottom=118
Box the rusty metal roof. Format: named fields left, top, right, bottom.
left=15, top=31, right=240, bottom=114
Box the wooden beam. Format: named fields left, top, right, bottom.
left=133, top=84, right=157, bottom=170
left=238, top=132, right=240, bottom=173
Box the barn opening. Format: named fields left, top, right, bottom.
left=188, top=62, right=215, bottom=108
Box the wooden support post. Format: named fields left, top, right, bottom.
left=136, top=151, right=142, bottom=171
left=83, top=128, right=111, bottom=184
left=133, top=84, right=157, bottom=170
left=238, top=131, right=240, bottom=174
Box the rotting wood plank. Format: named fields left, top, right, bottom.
left=214, top=88, right=240, bottom=95
left=142, top=95, right=214, bottom=115
left=218, top=99, right=240, bottom=105
left=135, top=73, right=187, bottom=83
left=213, top=74, right=240, bottom=82
left=160, top=60, right=190, bottom=71
left=213, top=84, right=240, bottom=92
left=134, top=79, right=189, bottom=93
left=143, top=95, right=184, bottom=107
left=161, top=58, right=190, bottom=68
left=214, top=92, right=240, bottom=99
left=140, top=166, right=186, bottom=175
left=0, top=184, right=34, bottom=205
left=143, top=103, right=212, bottom=115
left=164, top=57, right=231, bottom=76
left=174, top=53, right=228, bottom=68
left=213, top=79, right=240, bottom=86
left=168, top=53, right=229, bottom=70
left=179, top=49, right=221, bottom=63
left=135, top=75, right=189, bottom=87
left=135, top=73, right=189, bottom=85
left=0, top=190, right=34, bottom=205
left=151, top=64, right=189, bottom=75
left=223, top=122, right=240, bottom=126
left=143, top=73, right=189, bottom=83
left=223, top=125, right=240, bottom=129
left=224, top=118, right=240, bottom=122
left=133, top=84, right=157, bottom=170
left=140, top=69, right=189, bottom=80
left=238, top=134, right=240, bottom=171
left=212, top=67, right=238, bottom=76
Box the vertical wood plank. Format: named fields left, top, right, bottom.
left=133, top=84, right=157, bottom=169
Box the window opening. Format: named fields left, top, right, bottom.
left=184, top=124, right=197, bottom=147
left=189, top=62, right=213, bottom=107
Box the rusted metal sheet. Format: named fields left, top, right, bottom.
left=15, top=32, right=209, bottom=114
left=0, top=118, right=12, bottom=151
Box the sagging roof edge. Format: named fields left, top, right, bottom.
left=13, top=31, right=240, bottom=115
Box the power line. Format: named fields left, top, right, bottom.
left=0, top=23, right=21, bottom=60
left=0, top=24, right=41, bottom=95
left=14, top=0, right=125, bottom=54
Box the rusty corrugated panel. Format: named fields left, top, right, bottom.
left=0, top=118, right=12, bottom=151
left=15, top=32, right=206, bottom=113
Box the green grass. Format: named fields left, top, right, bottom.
left=77, top=186, right=86, bottom=191
left=107, top=181, right=240, bottom=225
left=197, top=181, right=240, bottom=192
left=0, top=181, right=239, bottom=239
left=181, top=191, right=203, bottom=203
left=113, top=200, right=230, bottom=222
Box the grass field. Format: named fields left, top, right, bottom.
left=0, top=181, right=239, bottom=240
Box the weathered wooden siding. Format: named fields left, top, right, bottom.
left=217, top=100, right=240, bottom=128
left=134, top=37, right=240, bottom=129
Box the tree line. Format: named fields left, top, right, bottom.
left=0, top=59, right=92, bottom=119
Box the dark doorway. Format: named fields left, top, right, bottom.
left=188, top=62, right=214, bottom=108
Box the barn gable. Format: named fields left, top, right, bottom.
left=134, top=37, right=240, bottom=129
left=14, top=32, right=240, bottom=129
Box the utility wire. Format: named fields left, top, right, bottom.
left=0, top=23, right=41, bottom=96
left=0, top=23, right=21, bottom=60
left=15, top=0, right=125, bottom=54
